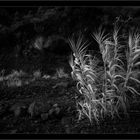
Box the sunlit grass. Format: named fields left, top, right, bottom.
left=4, top=70, right=26, bottom=87
left=52, top=67, right=69, bottom=79
left=69, top=34, right=105, bottom=123
left=124, top=31, right=140, bottom=96
left=93, top=26, right=127, bottom=117
left=69, top=26, right=140, bottom=123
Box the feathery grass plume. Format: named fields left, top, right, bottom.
left=69, top=26, right=140, bottom=123
left=92, top=26, right=127, bottom=118
left=69, top=33, right=103, bottom=123
left=92, top=27, right=110, bottom=94
left=106, top=26, right=127, bottom=114
left=124, top=30, right=140, bottom=96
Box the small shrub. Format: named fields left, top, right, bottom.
left=7, top=77, right=22, bottom=87
left=32, top=36, right=44, bottom=50
left=0, top=70, right=31, bottom=87
left=52, top=68, right=69, bottom=79
left=5, top=70, right=26, bottom=87
left=5, top=70, right=26, bottom=80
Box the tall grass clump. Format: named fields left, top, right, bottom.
left=92, top=26, right=127, bottom=118
left=69, top=34, right=107, bottom=123
left=69, top=26, right=140, bottom=123
left=124, top=31, right=140, bottom=96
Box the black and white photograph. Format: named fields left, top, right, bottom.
left=0, top=1, right=140, bottom=135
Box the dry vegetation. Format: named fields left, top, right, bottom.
left=69, top=25, right=140, bottom=123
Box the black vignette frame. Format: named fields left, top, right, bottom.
left=0, top=0, right=139, bottom=139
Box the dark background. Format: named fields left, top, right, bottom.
left=0, top=3, right=140, bottom=134
left=0, top=6, right=140, bottom=74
